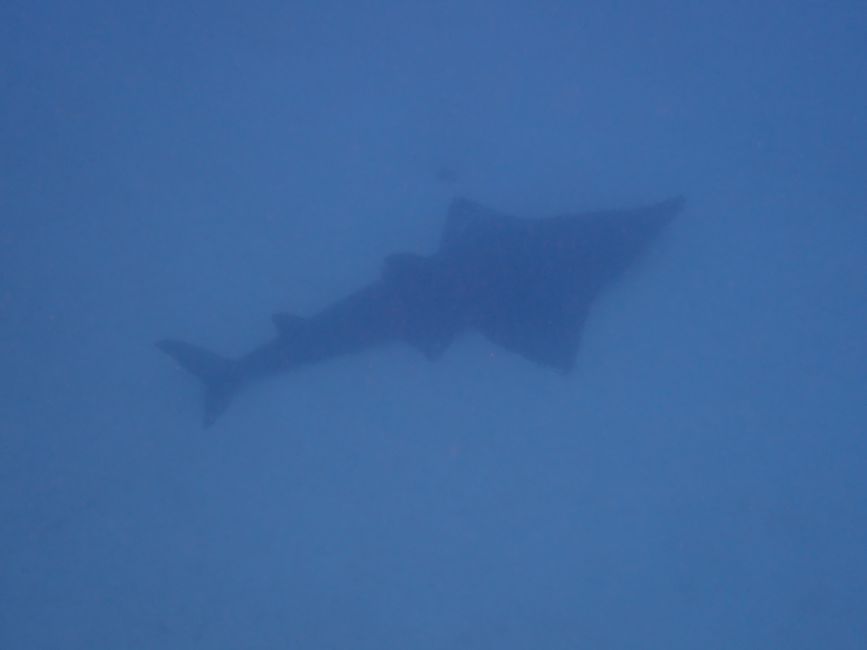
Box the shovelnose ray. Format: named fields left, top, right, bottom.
left=157, top=196, right=683, bottom=426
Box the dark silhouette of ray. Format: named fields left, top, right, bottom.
left=157, top=196, right=682, bottom=426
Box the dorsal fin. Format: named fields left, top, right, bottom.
left=382, top=253, right=430, bottom=284
left=441, top=198, right=515, bottom=250
left=272, top=312, right=306, bottom=335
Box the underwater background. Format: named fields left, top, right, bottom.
left=2, top=1, right=866, bottom=647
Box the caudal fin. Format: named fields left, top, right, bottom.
left=156, top=339, right=239, bottom=427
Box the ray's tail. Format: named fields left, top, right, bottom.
left=156, top=339, right=240, bottom=427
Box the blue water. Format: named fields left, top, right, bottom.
left=2, top=2, right=866, bottom=647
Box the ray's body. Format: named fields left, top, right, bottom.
left=158, top=197, right=682, bottom=426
